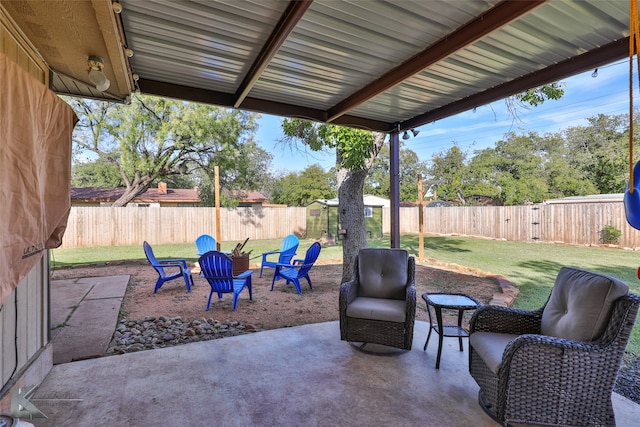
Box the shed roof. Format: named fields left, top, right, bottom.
left=544, top=193, right=625, bottom=204
left=313, top=197, right=385, bottom=207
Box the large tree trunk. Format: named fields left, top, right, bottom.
left=337, top=166, right=368, bottom=283
left=337, top=132, right=385, bottom=283
left=111, top=173, right=154, bottom=207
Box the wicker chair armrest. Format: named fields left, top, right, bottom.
left=470, top=304, right=543, bottom=334
left=499, top=333, right=610, bottom=378
left=339, top=280, right=359, bottom=313
left=405, top=281, right=416, bottom=321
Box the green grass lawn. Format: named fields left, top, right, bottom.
left=52, top=233, right=640, bottom=353
left=51, top=238, right=345, bottom=266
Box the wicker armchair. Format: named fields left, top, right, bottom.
left=469, top=267, right=640, bottom=426
left=339, top=248, right=416, bottom=350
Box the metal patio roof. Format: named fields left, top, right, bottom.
left=1, top=0, right=633, bottom=133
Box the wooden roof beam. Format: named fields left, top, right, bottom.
left=325, top=0, right=546, bottom=123
left=233, top=0, right=313, bottom=109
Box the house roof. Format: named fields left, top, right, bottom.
left=230, top=190, right=269, bottom=203
left=71, top=187, right=200, bottom=203
left=1, top=1, right=632, bottom=133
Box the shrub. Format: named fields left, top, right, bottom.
left=601, top=224, right=622, bottom=245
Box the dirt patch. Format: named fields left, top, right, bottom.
left=50, top=260, right=502, bottom=330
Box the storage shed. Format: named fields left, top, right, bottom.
left=306, top=197, right=384, bottom=240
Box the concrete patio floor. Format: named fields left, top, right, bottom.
left=28, top=321, right=640, bottom=427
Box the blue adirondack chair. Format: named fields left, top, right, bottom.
left=260, top=234, right=299, bottom=277
left=143, top=241, right=194, bottom=293
left=271, top=242, right=321, bottom=294
left=195, top=234, right=217, bottom=256
left=199, top=251, right=253, bottom=311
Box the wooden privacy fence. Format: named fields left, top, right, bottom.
left=61, top=207, right=307, bottom=249
left=62, top=202, right=640, bottom=249
left=383, top=202, right=640, bottom=248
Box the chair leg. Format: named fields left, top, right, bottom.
left=292, top=278, right=302, bottom=294
left=423, top=326, right=433, bottom=351
left=259, top=264, right=264, bottom=278
left=271, top=266, right=282, bottom=291
left=154, top=277, right=165, bottom=293
left=206, top=290, right=214, bottom=311
left=232, top=292, right=239, bottom=311
left=247, top=277, right=253, bottom=300
left=183, top=272, right=192, bottom=292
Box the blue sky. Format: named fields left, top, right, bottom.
left=255, top=58, right=632, bottom=174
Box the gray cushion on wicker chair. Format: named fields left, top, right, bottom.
left=357, top=249, right=408, bottom=299
left=541, top=266, right=628, bottom=341
left=339, top=248, right=416, bottom=350
left=468, top=267, right=639, bottom=427
left=346, top=297, right=406, bottom=322
left=469, top=332, right=519, bottom=374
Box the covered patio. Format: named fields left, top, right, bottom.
left=2, top=1, right=640, bottom=425
left=30, top=321, right=640, bottom=426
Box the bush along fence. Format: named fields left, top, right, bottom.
left=61, top=202, right=640, bottom=249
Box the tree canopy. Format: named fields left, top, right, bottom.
left=428, top=112, right=635, bottom=205
left=365, top=142, right=429, bottom=202
left=66, top=94, right=263, bottom=206
left=72, top=158, right=125, bottom=187
left=270, top=164, right=336, bottom=206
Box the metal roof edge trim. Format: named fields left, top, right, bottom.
left=139, top=77, right=392, bottom=131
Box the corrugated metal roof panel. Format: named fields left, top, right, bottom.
left=250, top=0, right=499, bottom=111
left=349, top=0, right=631, bottom=123
left=122, top=0, right=290, bottom=93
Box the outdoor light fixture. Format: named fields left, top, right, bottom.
left=125, top=48, right=134, bottom=58
left=112, top=2, right=123, bottom=13
left=592, top=68, right=598, bottom=78
left=401, top=129, right=419, bottom=140
left=87, top=56, right=111, bottom=92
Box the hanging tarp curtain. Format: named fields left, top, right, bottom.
left=0, top=52, right=77, bottom=306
